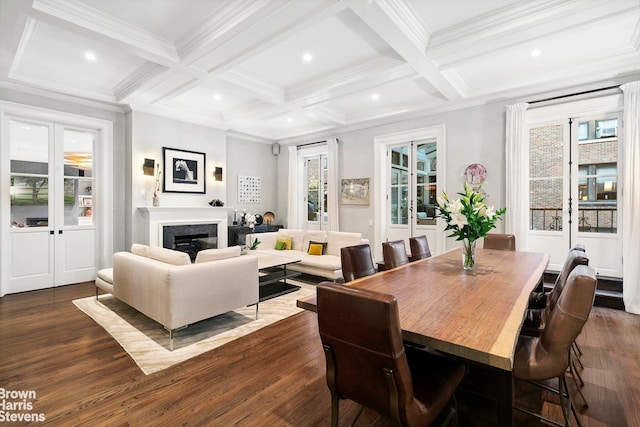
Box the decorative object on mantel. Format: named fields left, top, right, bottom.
left=163, top=147, right=206, bottom=194
left=208, top=199, right=224, bottom=207
left=263, top=211, right=275, bottom=225
left=153, top=163, right=161, bottom=207
left=436, top=183, right=506, bottom=270
left=244, top=213, right=261, bottom=250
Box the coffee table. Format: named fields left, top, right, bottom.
left=250, top=252, right=303, bottom=302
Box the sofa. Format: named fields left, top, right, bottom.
left=95, top=244, right=258, bottom=350
left=247, top=229, right=369, bottom=280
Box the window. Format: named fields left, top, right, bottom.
left=578, top=163, right=617, bottom=202
left=578, top=118, right=617, bottom=141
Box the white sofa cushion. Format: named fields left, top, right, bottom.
left=195, top=246, right=240, bottom=263
left=326, top=231, right=364, bottom=256
left=146, top=246, right=191, bottom=265
left=131, top=243, right=149, bottom=257
left=298, top=253, right=341, bottom=270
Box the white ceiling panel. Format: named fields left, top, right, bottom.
left=234, top=11, right=393, bottom=89
left=10, top=19, right=146, bottom=98
left=1, top=0, right=638, bottom=141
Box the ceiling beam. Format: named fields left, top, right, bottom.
left=349, top=0, right=465, bottom=101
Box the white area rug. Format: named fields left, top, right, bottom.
left=73, top=281, right=316, bottom=375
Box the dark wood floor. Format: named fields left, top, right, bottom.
left=1, top=282, right=639, bottom=426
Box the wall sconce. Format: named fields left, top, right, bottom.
left=214, top=166, right=223, bottom=181
left=143, top=158, right=155, bottom=176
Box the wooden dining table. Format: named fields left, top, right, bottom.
left=297, top=247, right=549, bottom=426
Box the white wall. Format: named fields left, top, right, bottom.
left=129, top=111, right=227, bottom=246
left=277, top=100, right=508, bottom=252
left=226, top=137, right=279, bottom=223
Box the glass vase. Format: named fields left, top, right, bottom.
left=461, top=239, right=477, bottom=270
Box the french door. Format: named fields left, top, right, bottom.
left=6, top=117, right=98, bottom=293
left=303, top=153, right=329, bottom=230
left=386, top=139, right=438, bottom=248
left=527, top=114, right=622, bottom=277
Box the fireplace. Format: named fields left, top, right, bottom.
left=162, top=223, right=218, bottom=261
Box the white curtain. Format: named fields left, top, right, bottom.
left=621, top=81, right=640, bottom=314
left=505, top=103, right=530, bottom=250
left=287, top=145, right=301, bottom=229
left=327, top=138, right=340, bottom=231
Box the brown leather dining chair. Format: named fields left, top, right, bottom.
left=483, top=233, right=516, bottom=251
left=528, top=245, right=588, bottom=310
left=340, top=244, right=376, bottom=283
left=522, top=249, right=589, bottom=331
left=409, top=235, right=432, bottom=261
left=382, top=240, right=410, bottom=270
left=316, top=282, right=465, bottom=427
left=513, top=265, right=597, bottom=427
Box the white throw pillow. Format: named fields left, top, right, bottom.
left=195, top=246, right=241, bottom=263
left=146, top=246, right=191, bottom=265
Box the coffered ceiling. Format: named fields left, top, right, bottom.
left=1, top=0, right=639, bottom=142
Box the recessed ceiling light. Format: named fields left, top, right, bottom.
left=302, top=52, right=313, bottom=63
left=371, top=93, right=380, bottom=101
left=287, top=117, right=293, bottom=123
left=531, top=49, right=541, bottom=57
left=213, top=93, right=222, bottom=101
left=84, top=51, right=97, bottom=62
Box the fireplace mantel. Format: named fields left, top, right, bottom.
left=138, top=207, right=232, bottom=248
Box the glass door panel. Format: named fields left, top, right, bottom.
left=306, top=157, right=319, bottom=222
left=576, top=121, right=618, bottom=234
left=415, top=141, right=436, bottom=226
left=9, top=120, right=50, bottom=228
left=529, top=124, right=565, bottom=232
left=390, top=146, right=409, bottom=225
left=63, top=128, right=95, bottom=226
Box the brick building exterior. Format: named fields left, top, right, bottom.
left=529, top=124, right=617, bottom=232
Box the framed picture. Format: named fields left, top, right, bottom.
left=341, top=178, right=370, bottom=205
left=163, top=147, right=206, bottom=193
left=79, top=196, right=92, bottom=207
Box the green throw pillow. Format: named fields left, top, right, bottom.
left=275, top=240, right=286, bottom=250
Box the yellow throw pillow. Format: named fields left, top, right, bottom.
left=276, top=237, right=292, bottom=250
left=307, top=241, right=327, bottom=256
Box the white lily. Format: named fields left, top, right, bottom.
left=450, top=212, right=468, bottom=227
left=448, top=199, right=464, bottom=215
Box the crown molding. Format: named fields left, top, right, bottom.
left=113, top=62, right=169, bottom=102
left=32, top=0, right=178, bottom=64
left=375, top=0, right=430, bottom=52
left=8, top=17, right=39, bottom=78
left=428, top=0, right=574, bottom=53
left=0, top=80, right=126, bottom=113
left=178, top=0, right=278, bottom=62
